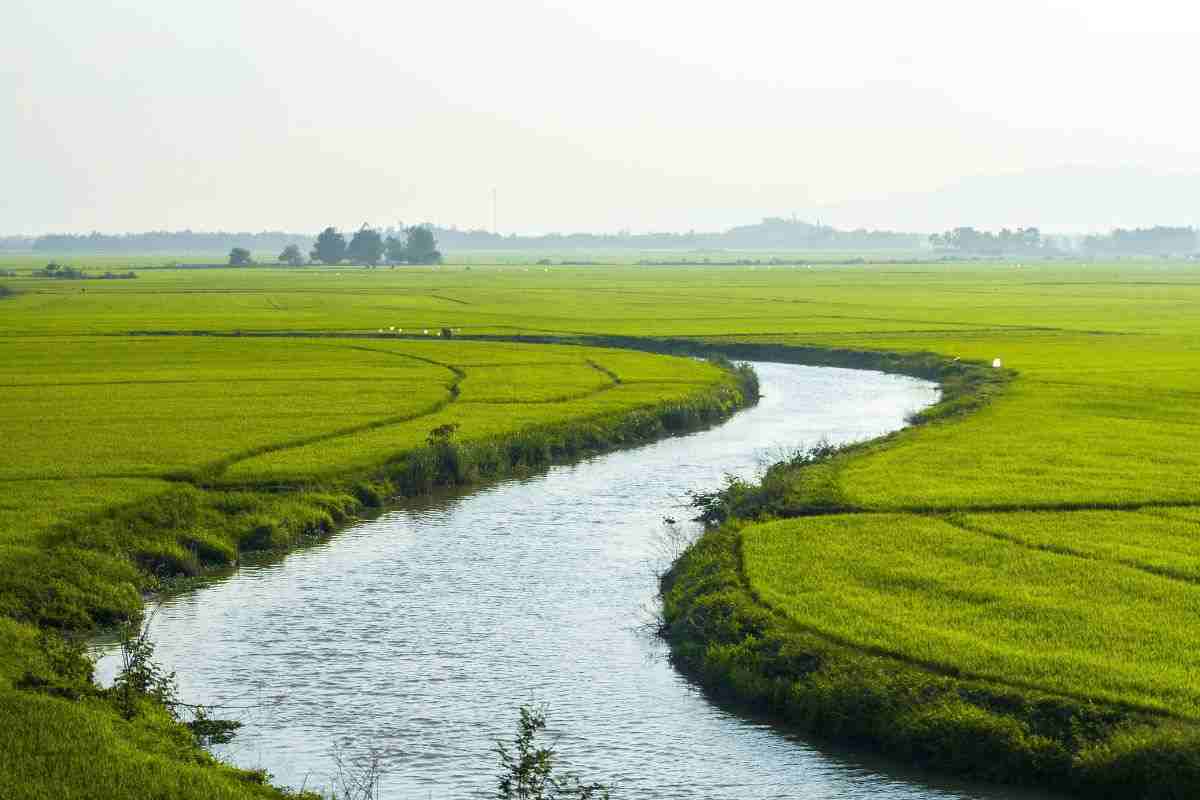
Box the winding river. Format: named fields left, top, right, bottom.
left=95, top=362, right=1057, bottom=799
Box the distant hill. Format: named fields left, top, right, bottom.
left=433, top=218, right=921, bottom=251
left=818, top=167, right=1200, bottom=232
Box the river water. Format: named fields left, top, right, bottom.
left=95, top=362, right=1055, bottom=799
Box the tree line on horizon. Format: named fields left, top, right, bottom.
left=1081, top=226, right=1198, bottom=257
left=10, top=218, right=923, bottom=254
left=929, top=227, right=1055, bottom=255
left=227, top=225, right=442, bottom=267
left=6, top=219, right=1200, bottom=258
left=930, top=225, right=1199, bottom=257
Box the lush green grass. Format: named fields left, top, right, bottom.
left=0, top=333, right=720, bottom=487
left=661, top=519, right=1200, bottom=798
left=0, top=266, right=757, bottom=800
left=831, top=380, right=1200, bottom=509
left=221, top=380, right=725, bottom=482
left=0, top=331, right=734, bottom=622
left=7, top=259, right=1195, bottom=339
left=743, top=512, right=1200, bottom=719
left=5, top=256, right=1200, bottom=796
left=0, top=619, right=294, bottom=800
left=957, top=509, right=1200, bottom=582
left=1, top=337, right=455, bottom=480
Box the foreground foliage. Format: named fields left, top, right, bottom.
left=496, top=705, right=610, bottom=800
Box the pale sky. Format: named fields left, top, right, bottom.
left=5, top=0, right=1200, bottom=235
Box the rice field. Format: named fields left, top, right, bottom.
left=0, top=333, right=726, bottom=538
left=5, top=255, right=1200, bottom=796
left=742, top=511, right=1200, bottom=719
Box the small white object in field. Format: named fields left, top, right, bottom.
left=388, top=326, right=395, bottom=331
left=423, top=329, right=429, bottom=335
left=992, top=358, right=1003, bottom=368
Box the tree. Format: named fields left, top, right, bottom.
left=310, top=227, right=347, bottom=265
left=278, top=243, right=305, bottom=266
left=228, top=247, right=252, bottom=266
left=1087, top=226, right=1198, bottom=256
left=384, top=234, right=407, bottom=264
left=346, top=225, right=385, bottom=266
left=404, top=225, right=442, bottom=264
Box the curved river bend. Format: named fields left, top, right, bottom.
left=96, top=362, right=1056, bottom=799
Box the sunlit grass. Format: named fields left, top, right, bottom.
left=6, top=256, right=1200, bottom=794
left=743, top=511, right=1200, bottom=719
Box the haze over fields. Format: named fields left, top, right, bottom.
left=818, top=167, right=1200, bottom=233
left=5, top=0, right=1200, bottom=234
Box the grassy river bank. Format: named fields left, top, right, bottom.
left=0, top=301, right=755, bottom=798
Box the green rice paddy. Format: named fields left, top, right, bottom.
left=3, top=255, right=1200, bottom=796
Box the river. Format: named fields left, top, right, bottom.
left=95, top=362, right=1056, bottom=799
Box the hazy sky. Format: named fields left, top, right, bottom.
left=5, top=0, right=1200, bottom=234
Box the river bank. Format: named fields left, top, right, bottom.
left=660, top=371, right=1200, bottom=798
left=1, top=349, right=754, bottom=799
left=85, top=361, right=1050, bottom=799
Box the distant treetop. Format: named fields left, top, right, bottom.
left=22, top=218, right=924, bottom=255
left=227, top=247, right=253, bottom=266
left=346, top=225, right=385, bottom=266
left=310, top=227, right=347, bottom=265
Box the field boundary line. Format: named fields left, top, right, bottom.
left=584, top=358, right=622, bottom=385
left=203, top=378, right=463, bottom=478
left=429, top=293, right=471, bottom=305
left=940, top=513, right=1200, bottom=588
left=880, top=498, right=1200, bottom=515
left=734, top=525, right=1190, bottom=724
